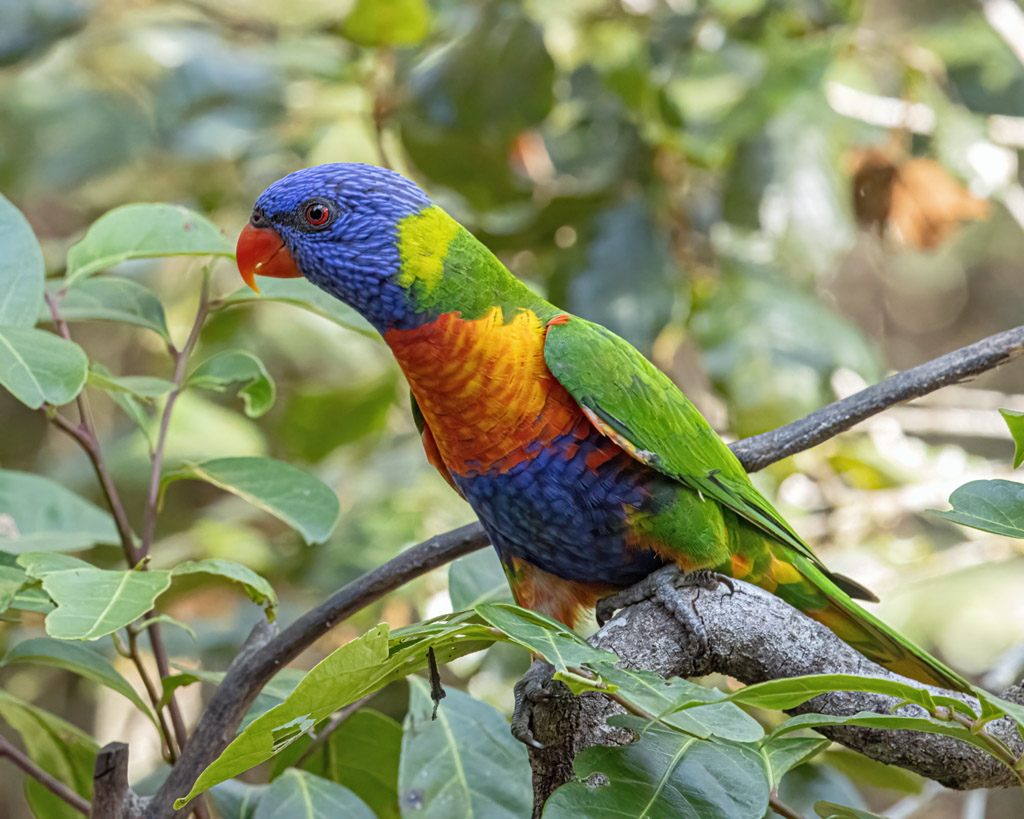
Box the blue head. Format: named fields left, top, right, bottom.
left=237, top=163, right=433, bottom=331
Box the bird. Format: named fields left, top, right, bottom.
left=236, top=162, right=971, bottom=694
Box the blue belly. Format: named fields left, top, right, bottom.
left=454, top=431, right=667, bottom=586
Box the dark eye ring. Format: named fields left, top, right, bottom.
left=304, top=202, right=331, bottom=227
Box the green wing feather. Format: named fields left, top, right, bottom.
left=543, top=316, right=856, bottom=590
left=543, top=316, right=976, bottom=693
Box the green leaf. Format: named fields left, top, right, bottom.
left=1001, top=409, right=1024, bottom=469
left=543, top=716, right=769, bottom=819
left=931, top=479, right=1024, bottom=538
left=399, top=677, right=532, bottom=819
left=448, top=548, right=513, bottom=610
left=0, top=562, right=28, bottom=613
left=187, top=350, right=276, bottom=418
left=475, top=602, right=618, bottom=672
left=814, top=801, right=886, bottom=819
left=759, top=736, right=829, bottom=789
left=65, top=203, right=232, bottom=285
left=769, top=712, right=1001, bottom=761
left=342, top=0, right=432, bottom=47
left=172, top=558, right=277, bottom=621
left=0, top=690, right=97, bottom=819
left=176, top=620, right=501, bottom=807
left=297, top=709, right=401, bottom=819
left=221, top=278, right=377, bottom=339
left=210, top=780, right=267, bottom=819
left=0, top=326, right=88, bottom=408
left=594, top=663, right=763, bottom=742
left=821, top=749, right=923, bottom=794
left=46, top=277, right=170, bottom=340
left=175, top=624, right=390, bottom=807
left=18, top=552, right=172, bottom=640
left=2, top=637, right=154, bottom=721
left=254, top=769, right=374, bottom=819
left=0, top=470, right=119, bottom=553
left=88, top=368, right=176, bottom=400
left=0, top=193, right=45, bottom=327
left=163, top=457, right=340, bottom=545
left=725, top=673, right=975, bottom=719
left=161, top=673, right=201, bottom=709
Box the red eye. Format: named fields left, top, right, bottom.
left=305, top=202, right=330, bottom=226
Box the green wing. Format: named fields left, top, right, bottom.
left=544, top=315, right=873, bottom=599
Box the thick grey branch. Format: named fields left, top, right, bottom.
left=526, top=572, right=1024, bottom=813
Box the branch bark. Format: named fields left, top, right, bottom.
left=144, top=323, right=1024, bottom=817
left=524, top=574, right=1024, bottom=816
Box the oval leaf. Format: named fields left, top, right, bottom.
left=399, top=677, right=532, bottom=819
left=1000, top=408, right=1024, bottom=470
left=187, top=350, right=276, bottom=418
left=342, top=0, right=432, bottom=47
left=475, top=602, right=617, bottom=673
left=172, top=558, right=277, bottom=621
left=0, top=470, right=119, bottom=553
left=221, top=278, right=377, bottom=339
left=931, top=479, right=1024, bottom=538
left=0, top=193, right=45, bottom=327
left=543, top=716, right=769, bottom=819
left=163, top=457, right=340, bottom=545
left=3, top=637, right=154, bottom=721
left=65, top=203, right=232, bottom=285
left=0, top=326, right=88, bottom=408
left=253, top=770, right=374, bottom=819
left=18, top=552, right=171, bottom=640
left=47, top=277, right=170, bottom=340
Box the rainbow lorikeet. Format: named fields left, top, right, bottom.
left=236, top=163, right=970, bottom=694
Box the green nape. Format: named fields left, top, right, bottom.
left=396, top=205, right=558, bottom=324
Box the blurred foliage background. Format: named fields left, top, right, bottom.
left=3, top=0, right=1024, bottom=816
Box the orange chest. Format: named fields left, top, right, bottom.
left=384, top=308, right=586, bottom=475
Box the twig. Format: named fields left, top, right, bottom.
left=731, top=324, right=1024, bottom=472
left=147, top=323, right=1024, bottom=818
left=769, top=793, right=805, bottom=819
left=45, top=293, right=139, bottom=565
left=139, top=273, right=210, bottom=562
left=292, top=694, right=375, bottom=770
left=0, top=732, right=91, bottom=815
left=124, top=627, right=177, bottom=762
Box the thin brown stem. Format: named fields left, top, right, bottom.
left=293, top=694, right=375, bottom=770
left=127, top=627, right=178, bottom=763
left=139, top=273, right=210, bottom=562
left=147, top=620, right=189, bottom=752
left=0, top=732, right=91, bottom=815
left=45, top=292, right=139, bottom=565
left=769, top=793, right=805, bottom=819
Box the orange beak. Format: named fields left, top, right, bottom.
left=236, top=223, right=303, bottom=293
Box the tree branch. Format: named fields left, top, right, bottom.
left=0, top=732, right=92, bottom=815
left=523, top=573, right=1024, bottom=815
left=731, top=324, right=1024, bottom=471
left=145, top=323, right=1024, bottom=817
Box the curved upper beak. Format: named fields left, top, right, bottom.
left=236, top=223, right=303, bottom=293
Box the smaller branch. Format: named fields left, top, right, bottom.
left=44, top=293, right=139, bottom=566
left=0, top=732, right=91, bottom=816
left=732, top=325, right=1024, bottom=471
left=146, top=620, right=190, bottom=756
left=125, top=627, right=177, bottom=762
left=769, top=794, right=805, bottom=819
left=293, top=694, right=375, bottom=769
left=139, top=274, right=210, bottom=562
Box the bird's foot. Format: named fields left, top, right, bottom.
left=596, top=565, right=734, bottom=646
left=511, top=659, right=556, bottom=749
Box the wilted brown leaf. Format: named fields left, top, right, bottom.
left=849, top=147, right=989, bottom=249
